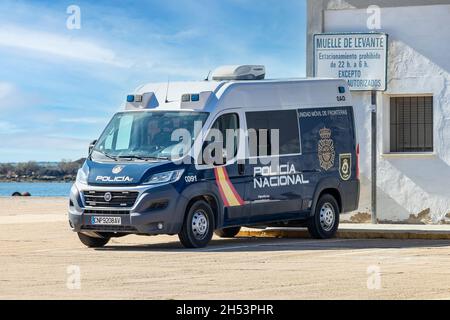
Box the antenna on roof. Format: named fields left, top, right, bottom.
left=164, top=77, right=170, bottom=103
left=204, top=70, right=211, bottom=81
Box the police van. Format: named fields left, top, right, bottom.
left=69, top=65, right=360, bottom=248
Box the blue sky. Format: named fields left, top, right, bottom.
left=0, top=0, right=306, bottom=162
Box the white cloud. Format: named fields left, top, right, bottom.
left=60, top=117, right=110, bottom=124
left=0, top=134, right=89, bottom=162
left=0, top=121, right=21, bottom=134
left=152, top=29, right=203, bottom=42
left=0, top=82, right=17, bottom=109
left=0, top=82, right=40, bottom=110
left=0, top=82, right=14, bottom=99
left=0, top=25, right=130, bottom=67
left=0, top=133, right=89, bottom=150
left=0, top=82, right=15, bottom=105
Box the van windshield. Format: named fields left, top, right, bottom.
left=91, top=111, right=209, bottom=161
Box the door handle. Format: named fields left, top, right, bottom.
left=238, top=163, right=245, bottom=175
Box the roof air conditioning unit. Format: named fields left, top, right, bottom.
left=212, top=65, right=266, bottom=81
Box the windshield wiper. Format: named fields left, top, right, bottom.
left=93, top=150, right=118, bottom=161
left=116, top=155, right=169, bottom=161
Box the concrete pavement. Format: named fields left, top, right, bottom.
left=2, top=197, right=450, bottom=299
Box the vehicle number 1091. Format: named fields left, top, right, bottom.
left=185, top=175, right=198, bottom=183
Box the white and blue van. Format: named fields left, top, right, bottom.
left=69, top=65, right=360, bottom=248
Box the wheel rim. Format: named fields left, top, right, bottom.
left=191, top=209, right=209, bottom=240
left=319, top=202, right=335, bottom=232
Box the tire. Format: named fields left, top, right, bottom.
left=77, top=232, right=110, bottom=248
left=215, top=227, right=241, bottom=238
left=178, top=200, right=215, bottom=248
left=307, top=194, right=340, bottom=239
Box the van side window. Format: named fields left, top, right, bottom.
left=298, top=107, right=354, bottom=155
left=210, top=113, right=240, bottom=159
left=246, top=110, right=300, bottom=157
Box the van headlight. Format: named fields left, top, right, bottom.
left=144, top=169, right=184, bottom=185
left=76, top=168, right=89, bottom=184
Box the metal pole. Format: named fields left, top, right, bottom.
left=371, top=90, right=377, bottom=224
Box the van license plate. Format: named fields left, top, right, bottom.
left=91, top=216, right=121, bottom=225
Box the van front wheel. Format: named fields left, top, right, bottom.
left=215, top=227, right=241, bottom=238
left=308, top=194, right=340, bottom=239
left=178, top=200, right=215, bottom=248
left=77, top=232, right=110, bottom=248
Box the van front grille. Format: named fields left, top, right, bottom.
left=84, top=209, right=130, bottom=215
left=82, top=190, right=139, bottom=208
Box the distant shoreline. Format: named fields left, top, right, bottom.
left=0, top=159, right=83, bottom=184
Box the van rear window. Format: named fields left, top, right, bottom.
left=246, top=110, right=301, bottom=157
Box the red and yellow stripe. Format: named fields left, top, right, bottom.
left=214, top=167, right=244, bottom=207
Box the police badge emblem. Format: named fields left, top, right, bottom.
left=112, top=165, right=124, bottom=174
left=318, top=127, right=335, bottom=171
left=339, top=153, right=352, bottom=181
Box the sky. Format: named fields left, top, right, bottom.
left=0, top=0, right=306, bottom=162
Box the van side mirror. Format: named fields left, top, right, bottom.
left=88, top=140, right=97, bottom=155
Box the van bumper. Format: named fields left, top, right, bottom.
left=68, top=183, right=188, bottom=236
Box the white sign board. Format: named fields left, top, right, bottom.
left=314, top=33, right=388, bottom=91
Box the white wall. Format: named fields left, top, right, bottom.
left=324, top=4, right=450, bottom=223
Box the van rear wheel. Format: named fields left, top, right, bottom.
left=307, top=194, right=340, bottom=239
left=178, top=200, right=215, bottom=248
left=77, top=232, right=110, bottom=248
left=215, top=227, right=241, bottom=238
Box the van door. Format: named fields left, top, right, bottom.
left=244, top=109, right=307, bottom=224
left=205, top=111, right=252, bottom=227
left=297, top=106, right=357, bottom=200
